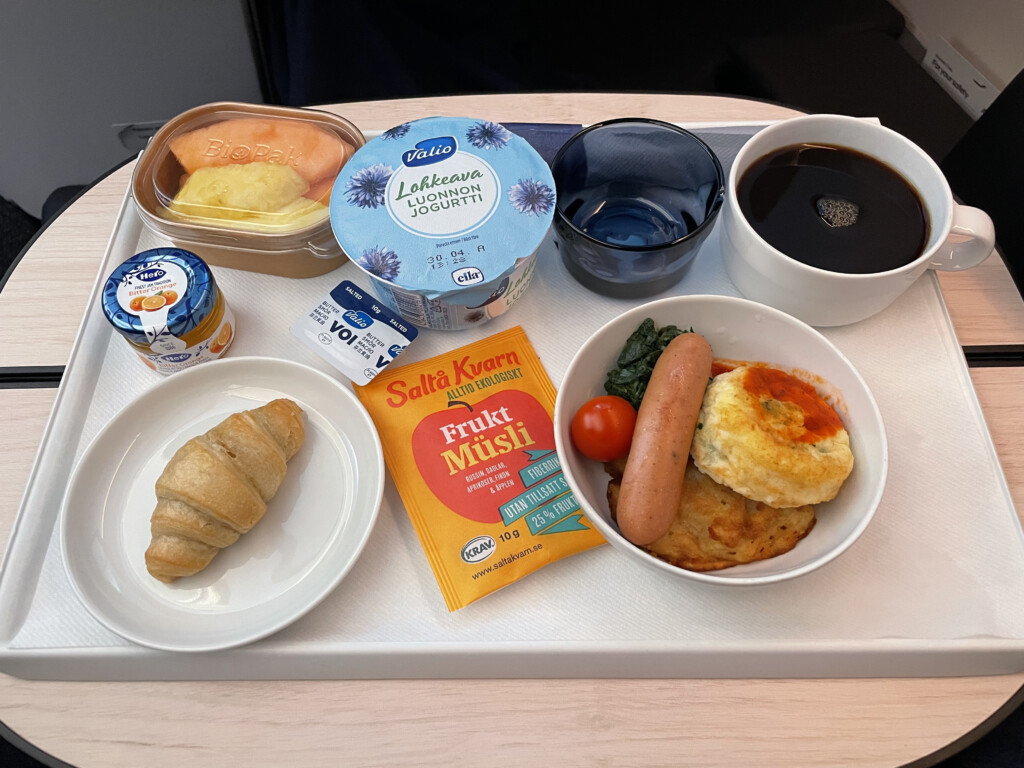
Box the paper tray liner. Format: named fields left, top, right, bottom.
left=2, top=124, right=1023, bottom=680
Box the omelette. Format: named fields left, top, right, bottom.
left=690, top=364, right=854, bottom=508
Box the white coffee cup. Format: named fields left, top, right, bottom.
left=720, top=114, right=995, bottom=327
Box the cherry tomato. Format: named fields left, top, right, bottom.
left=570, top=395, right=637, bottom=462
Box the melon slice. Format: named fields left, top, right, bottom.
left=304, top=176, right=337, bottom=205
left=168, top=117, right=354, bottom=185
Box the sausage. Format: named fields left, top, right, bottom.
left=615, top=332, right=713, bottom=546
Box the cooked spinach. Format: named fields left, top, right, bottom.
left=603, top=318, right=689, bottom=409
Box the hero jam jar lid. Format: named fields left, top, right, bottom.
left=329, top=117, right=556, bottom=306
left=101, top=247, right=218, bottom=346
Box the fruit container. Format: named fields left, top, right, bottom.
left=132, top=102, right=365, bottom=278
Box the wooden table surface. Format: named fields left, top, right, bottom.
left=1, top=93, right=1023, bottom=768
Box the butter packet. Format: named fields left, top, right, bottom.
left=291, top=280, right=418, bottom=385
left=354, top=326, right=605, bottom=611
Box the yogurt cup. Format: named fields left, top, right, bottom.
left=330, top=117, right=556, bottom=330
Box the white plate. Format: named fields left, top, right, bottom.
left=60, top=356, right=384, bottom=652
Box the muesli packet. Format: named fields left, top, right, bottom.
left=354, top=326, right=605, bottom=610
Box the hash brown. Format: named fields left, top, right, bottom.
left=607, top=458, right=816, bottom=571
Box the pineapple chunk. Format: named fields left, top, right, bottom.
left=170, top=162, right=309, bottom=221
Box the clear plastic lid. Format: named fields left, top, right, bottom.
left=133, top=102, right=363, bottom=239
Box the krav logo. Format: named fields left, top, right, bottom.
left=460, top=535, right=496, bottom=563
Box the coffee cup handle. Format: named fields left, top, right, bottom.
left=929, top=203, right=996, bottom=271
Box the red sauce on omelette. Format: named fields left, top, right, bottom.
left=742, top=366, right=843, bottom=443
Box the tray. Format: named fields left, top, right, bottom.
left=2, top=123, right=1023, bottom=681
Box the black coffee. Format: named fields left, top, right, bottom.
left=736, top=143, right=929, bottom=274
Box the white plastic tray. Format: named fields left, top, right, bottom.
left=2, top=123, right=1023, bottom=681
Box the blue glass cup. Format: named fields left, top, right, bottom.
left=550, top=118, right=725, bottom=298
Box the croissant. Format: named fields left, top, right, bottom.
left=144, top=398, right=305, bottom=583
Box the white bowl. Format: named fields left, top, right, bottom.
left=554, top=294, right=887, bottom=585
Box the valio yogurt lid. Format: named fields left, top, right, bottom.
left=329, top=117, right=556, bottom=305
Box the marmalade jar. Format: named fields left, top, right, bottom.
left=101, top=247, right=235, bottom=374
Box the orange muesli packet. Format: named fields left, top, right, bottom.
left=354, top=326, right=604, bottom=611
